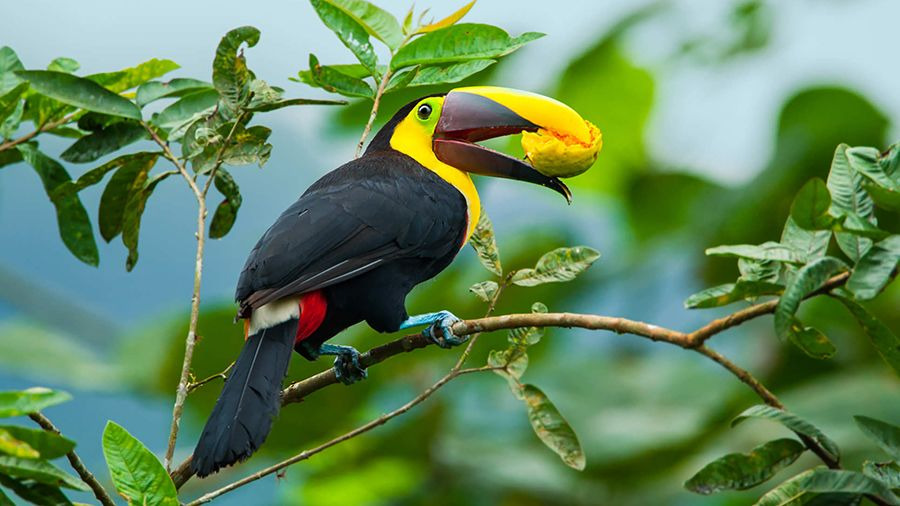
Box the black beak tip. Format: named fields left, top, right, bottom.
left=550, top=178, right=573, bottom=204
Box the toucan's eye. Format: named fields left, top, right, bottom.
left=417, top=103, right=432, bottom=120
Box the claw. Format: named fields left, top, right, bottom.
left=317, top=343, right=368, bottom=385
left=423, top=310, right=468, bottom=349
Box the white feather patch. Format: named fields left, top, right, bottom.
left=248, top=297, right=300, bottom=335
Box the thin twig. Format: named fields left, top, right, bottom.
left=687, top=272, right=850, bottom=346
left=144, top=121, right=209, bottom=471
left=0, top=112, right=79, bottom=152
left=187, top=362, right=235, bottom=393
left=355, top=69, right=393, bottom=158
left=142, top=122, right=203, bottom=202
left=28, top=413, right=116, bottom=506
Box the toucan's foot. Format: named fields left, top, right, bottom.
left=424, top=311, right=466, bottom=349
left=399, top=310, right=467, bottom=348
left=318, top=344, right=367, bottom=385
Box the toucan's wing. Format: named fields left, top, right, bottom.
left=236, top=152, right=466, bottom=313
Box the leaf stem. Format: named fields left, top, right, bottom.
left=28, top=413, right=116, bottom=506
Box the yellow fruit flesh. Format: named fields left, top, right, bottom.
left=521, top=120, right=603, bottom=178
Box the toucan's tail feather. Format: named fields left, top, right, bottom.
left=191, top=319, right=296, bottom=477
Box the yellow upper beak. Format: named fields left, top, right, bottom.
left=450, top=86, right=592, bottom=144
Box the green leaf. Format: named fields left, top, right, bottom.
left=407, top=59, right=495, bottom=87
left=489, top=348, right=528, bottom=382
left=685, top=438, right=805, bottom=494
left=221, top=125, right=272, bottom=166
left=774, top=256, right=846, bottom=340
left=755, top=470, right=856, bottom=506
left=521, top=384, right=585, bottom=470
left=122, top=169, right=172, bottom=271
left=87, top=58, right=180, bottom=93
left=294, top=63, right=377, bottom=86
left=828, top=144, right=876, bottom=262
left=416, top=0, right=476, bottom=34
left=0, top=429, right=39, bottom=459
left=213, top=26, right=260, bottom=110
left=135, top=78, right=212, bottom=107
left=469, top=280, right=498, bottom=302
left=0, top=149, right=22, bottom=169
left=102, top=421, right=178, bottom=506
left=151, top=88, right=218, bottom=133
left=685, top=279, right=784, bottom=309
left=15, top=70, right=141, bottom=120
left=511, top=246, right=600, bottom=287
left=0, top=474, right=72, bottom=506
left=391, top=24, right=543, bottom=70
left=50, top=153, right=134, bottom=202
left=0, top=82, right=28, bottom=123
left=846, top=145, right=899, bottom=190
left=707, top=241, right=805, bottom=264
left=863, top=461, right=900, bottom=489
left=98, top=152, right=158, bottom=242
left=321, top=0, right=403, bottom=50
left=468, top=210, right=502, bottom=277
left=733, top=405, right=840, bottom=461
left=209, top=169, right=242, bottom=239
left=788, top=323, right=836, bottom=360
left=0, top=98, right=24, bottom=140
left=846, top=235, right=900, bottom=300
left=0, top=426, right=74, bottom=460
left=60, top=121, right=147, bottom=163
left=0, top=388, right=70, bottom=418
left=45, top=126, right=85, bottom=139
left=781, top=217, right=830, bottom=264
left=17, top=144, right=99, bottom=266
left=47, top=58, right=79, bottom=74
left=508, top=302, right=548, bottom=347
left=310, top=0, right=379, bottom=76
left=863, top=180, right=900, bottom=212
left=758, top=469, right=899, bottom=506
left=0, top=485, right=11, bottom=506
left=854, top=416, right=900, bottom=460
left=0, top=457, right=87, bottom=491
left=739, top=258, right=783, bottom=283
left=0, top=46, right=25, bottom=95
left=384, top=67, right=418, bottom=92
left=791, top=178, right=838, bottom=230
left=308, top=54, right=374, bottom=99
left=835, top=296, right=900, bottom=376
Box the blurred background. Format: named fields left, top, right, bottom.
left=2, top=0, right=899, bottom=504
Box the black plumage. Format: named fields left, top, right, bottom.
left=191, top=319, right=296, bottom=477
left=191, top=99, right=468, bottom=476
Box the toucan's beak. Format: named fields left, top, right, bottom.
left=433, top=86, right=590, bottom=204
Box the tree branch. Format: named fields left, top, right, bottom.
left=28, top=413, right=116, bottom=506
left=144, top=121, right=210, bottom=471
left=355, top=69, right=393, bottom=158
left=170, top=272, right=854, bottom=493
left=0, top=112, right=79, bottom=152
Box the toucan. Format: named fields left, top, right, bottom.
left=191, top=86, right=590, bottom=477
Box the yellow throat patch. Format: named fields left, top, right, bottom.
left=389, top=110, right=481, bottom=243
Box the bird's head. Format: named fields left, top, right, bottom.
left=370, top=86, right=598, bottom=203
